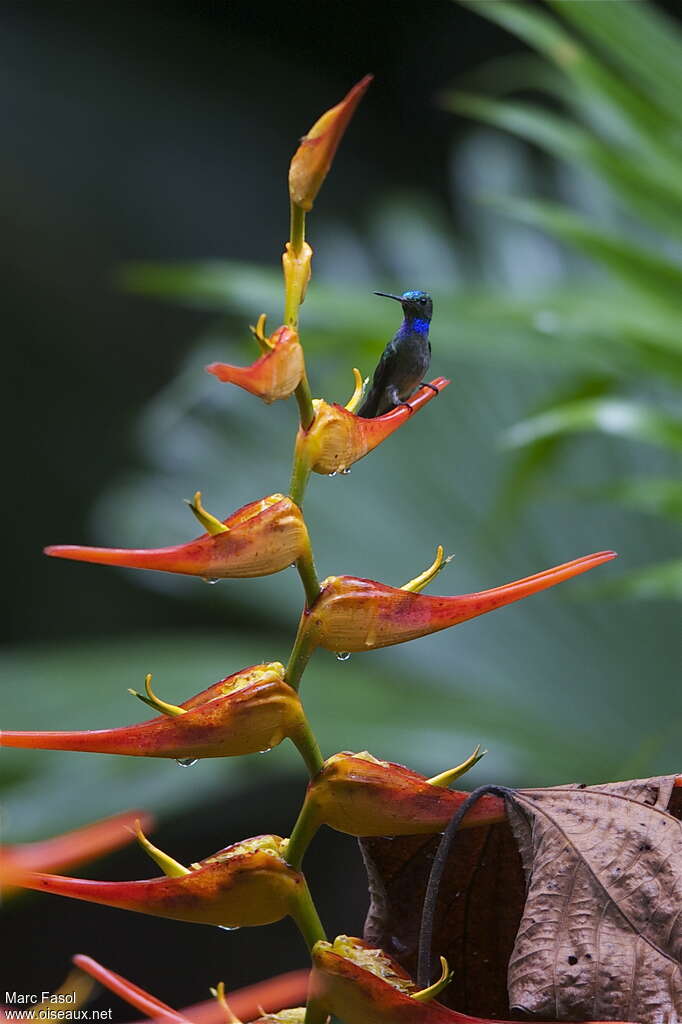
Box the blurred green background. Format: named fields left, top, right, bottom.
left=2, top=0, right=680, bottom=1012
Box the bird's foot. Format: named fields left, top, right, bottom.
left=420, top=381, right=441, bottom=395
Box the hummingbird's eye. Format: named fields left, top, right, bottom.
left=419, top=297, right=427, bottom=305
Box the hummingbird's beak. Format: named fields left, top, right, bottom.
left=373, top=291, right=402, bottom=302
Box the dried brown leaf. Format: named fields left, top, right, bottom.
left=361, top=819, right=526, bottom=1017
left=361, top=778, right=682, bottom=1021
left=507, top=776, right=682, bottom=1022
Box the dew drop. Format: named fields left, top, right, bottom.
left=258, top=748, right=272, bottom=755
left=341, top=468, right=351, bottom=476
left=202, top=577, right=219, bottom=585
left=335, top=651, right=351, bottom=662
left=176, top=757, right=198, bottom=767
left=217, top=925, right=239, bottom=932
left=328, top=471, right=337, bottom=478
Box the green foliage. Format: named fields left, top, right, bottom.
left=447, top=0, right=682, bottom=596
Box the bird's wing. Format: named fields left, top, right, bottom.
left=370, top=342, right=398, bottom=392
left=357, top=343, right=397, bottom=417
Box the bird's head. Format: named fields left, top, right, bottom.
left=374, top=289, right=432, bottom=322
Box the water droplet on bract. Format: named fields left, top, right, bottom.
left=341, top=468, right=351, bottom=475
left=202, top=577, right=219, bottom=585
left=176, top=758, right=198, bottom=767
left=328, top=471, right=337, bottom=478
left=217, top=925, right=239, bottom=932
left=258, top=748, right=272, bottom=755
left=336, top=651, right=351, bottom=662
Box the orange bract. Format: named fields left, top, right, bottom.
left=45, top=494, right=309, bottom=579
left=207, top=326, right=304, bottom=404
left=289, top=75, right=373, bottom=212
left=1, top=663, right=305, bottom=761
left=296, top=377, right=449, bottom=476
left=295, top=551, right=616, bottom=657
left=304, top=752, right=505, bottom=839
left=2, top=835, right=303, bottom=931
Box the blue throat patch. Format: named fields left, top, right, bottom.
left=410, top=317, right=430, bottom=334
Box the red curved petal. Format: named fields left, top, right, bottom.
left=207, top=327, right=303, bottom=402
left=44, top=496, right=307, bottom=579
left=0, top=811, right=154, bottom=874
left=315, top=551, right=617, bottom=651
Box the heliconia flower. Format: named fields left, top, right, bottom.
left=72, top=957, right=310, bottom=1024
left=294, top=376, right=450, bottom=477
left=285, top=750, right=503, bottom=867
left=44, top=493, right=310, bottom=580
left=0, top=809, right=153, bottom=876
left=0, top=834, right=320, bottom=939
left=1, top=663, right=312, bottom=764
left=289, top=75, right=373, bottom=213
left=306, top=936, right=636, bottom=1024
left=286, top=550, right=617, bottom=686
left=206, top=320, right=304, bottom=404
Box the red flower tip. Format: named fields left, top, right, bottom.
left=1, top=662, right=307, bottom=762
left=306, top=549, right=618, bottom=654
left=1, top=835, right=306, bottom=931
left=0, top=810, right=154, bottom=876
left=44, top=493, right=310, bottom=580
left=289, top=75, right=373, bottom=212
left=207, top=324, right=304, bottom=404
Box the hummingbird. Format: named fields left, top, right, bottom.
left=357, top=290, right=435, bottom=418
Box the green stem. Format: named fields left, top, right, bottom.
left=290, top=202, right=306, bottom=257
left=286, top=618, right=317, bottom=692
left=289, top=444, right=313, bottom=508
left=293, top=876, right=327, bottom=952
left=285, top=794, right=321, bottom=870
left=296, top=547, right=320, bottom=609
left=294, top=373, right=315, bottom=430
left=291, top=715, right=324, bottom=780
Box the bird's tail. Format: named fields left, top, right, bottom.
left=356, top=388, right=381, bottom=418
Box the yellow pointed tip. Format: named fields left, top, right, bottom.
left=427, top=745, right=487, bottom=788
left=187, top=490, right=230, bottom=536
left=344, top=367, right=365, bottom=413
left=129, top=674, right=185, bottom=718
left=249, top=313, right=273, bottom=353
left=211, top=981, right=242, bottom=1024
left=134, top=819, right=190, bottom=878
left=401, top=545, right=452, bottom=594
left=412, top=956, right=453, bottom=1003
